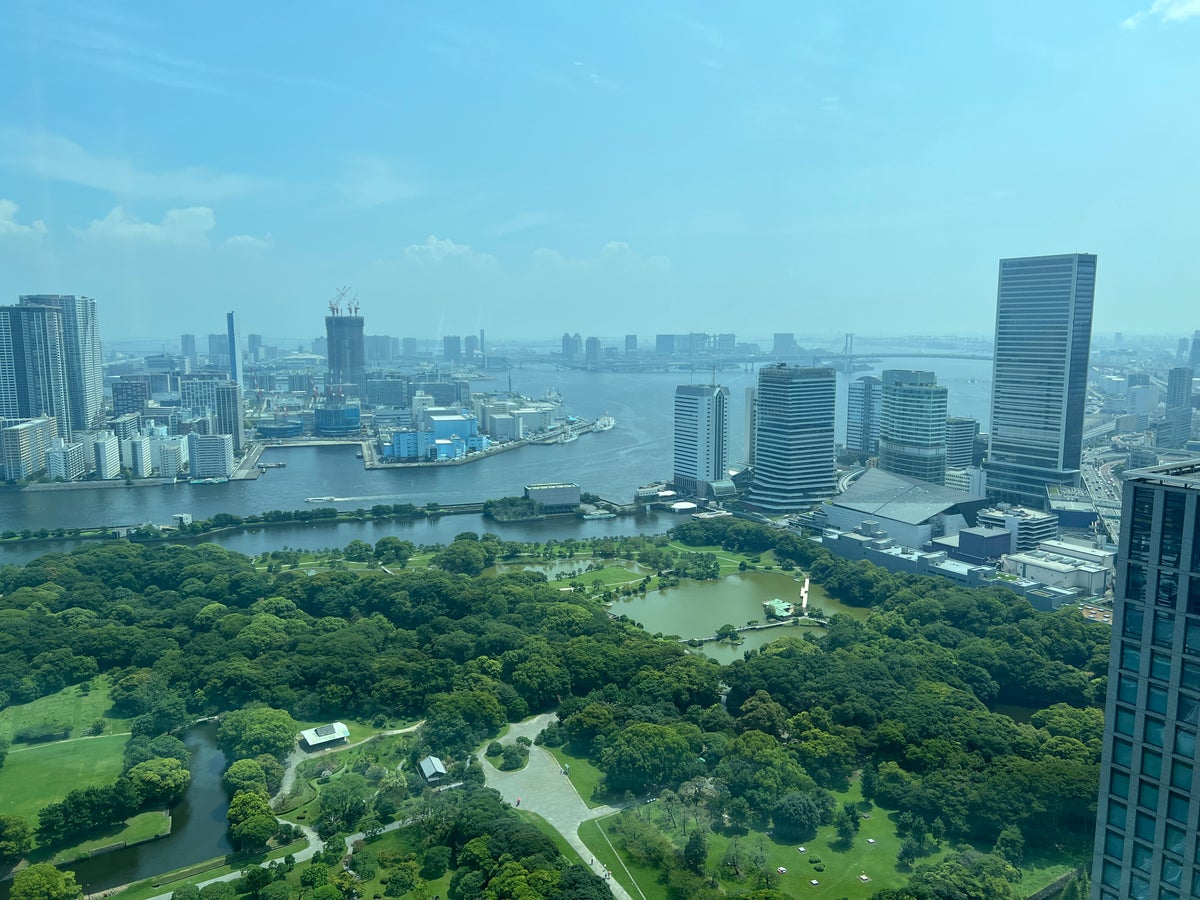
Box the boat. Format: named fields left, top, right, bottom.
left=582, top=512, right=616, bottom=520
left=189, top=477, right=229, bottom=485
left=595, top=415, right=616, bottom=431
left=557, top=431, right=579, bottom=444
left=305, top=496, right=337, bottom=503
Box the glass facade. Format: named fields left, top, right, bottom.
left=746, top=364, right=836, bottom=511
left=1094, top=462, right=1200, bottom=898
left=984, top=254, right=1095, bottom=509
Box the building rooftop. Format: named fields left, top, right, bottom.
left=1125, top=458, right=1200, bottom=489
left=833, top=467, right=987, bottom=526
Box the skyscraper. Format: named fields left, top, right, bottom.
left=213, top=380, right=246, bottom=453
left=878, top=370, right=948, bottom=485
left=226, top=312, right=242, bottom=386
left=180, top=333, right=198, bottom=369
left=443, top=335, right=462, bottom=363
left=1161, top=367, right=1195, bottom=449
left=0, top=305, right=71, bottom=424
left=746, top=364, right=836, bottom=511
left=846, top=375, right=883, bottom=456
left=1167, top=367, right=1194, bottom=412
left=19, top=295, right=103, bottom=432
left=946, top=417, right=980, bottom=469
left=326, top=309, right=366, bottom=397
left=1190, top=330, right=1200, bottom=370
left=983, top=253, right=1096, bottom=509
left=673, top=384, right=730, bottom=498
left=1091, top=460, right=1200, bottom=897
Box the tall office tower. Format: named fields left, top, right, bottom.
left=625, top=334, right=638, bottom=355
left=877, top=370, right=948, bottom=484
left=478, top=329, right=485, bottom=356
left=1161, top=367, right=1195, bottom=449
left=946, top=417, right=980, bottom=469
left=180, top=333, right=198, bottom=369
left=672, top=384, right=730, bottom=498
left=207, top=333, right=227, bottom=367
left=0, top=305, right=71, bottom=424
left=744, top=387, right=757, bottom=466
left=19, top=295, right=102, bottom=432
left=213, top=381, right=246, bottom=452
left=1168, top=367, right=1194, bottom=412
left=746, top=365, right=836, bottom=511
left=464, top=334, right=479, bottom=358
left=1190, top=331, right=1200, bottom=370
left=716, top=333, right=736, bottom=354
left=443, top=335, right=462, bottom=363
left=983, top=253, right=1096, bottom=509
left=225, top=311, right=242, bottom=387
left=846, top=375, right=883, bottom=455
left=1091, top=461, right=1200, bottom=898
left=247, top=333, right=262, bottom=363
left=772, top=333, right=798, bottom=358
left=1179, top=338, right=1192, bottom=361
left=325, top=309, right=366, bottom=396
left=585, top=337, right=602, bottom=364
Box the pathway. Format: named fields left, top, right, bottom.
left=482, top=714, right=636, bottom=900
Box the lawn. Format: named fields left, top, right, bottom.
left=50, top=811, right=170, bottom=864
left=115, top=838, right=308, bottom=900
left=545, top=744, right=607, bottom=808
left=569, top=565, right=646, bottom=587
left=582, top=780, right=945, bottom=900
left=0, top=676, right=126, bottom=745
left=664, top=541, right=779, bottom=575
left=0, top=733, right=130, bottom=820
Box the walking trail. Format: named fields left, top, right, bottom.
left=482, top=713, right=639, bottom=900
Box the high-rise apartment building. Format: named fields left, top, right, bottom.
left=1161, top=368, right=1195, bottom=450
left=326, top=310, right=366, bottom=396
left=0, top=305, right=72, bottom=426
left=846, top=375, right=883, bottom=456
left=226, top=312, right=242, bottom=386
left=746, top=365, right=836, bottom=511
left=112, top=379, right=150, bottom=417
left=772, top=333, right=798, bottom=359
left=18, top=295, right=102, bottom=432
left=213, top=381, right=246, bottom=453
left=1092, top=461, right=1200, bottom=898
left=585, top=337, right=602, bottom=364
left=984, top=254, right=1096, bottom=509
left=1168, top=368, right=1194, bottom=412
left=672, top=384, right=730, bottom=498
left=946, top=417, right=980, bottom=469
left=443, top=335, right=462, bottom=363
left=878, top=370, right=948, bottom=484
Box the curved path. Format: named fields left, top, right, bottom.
left=482, top=714, right=636, bottom=900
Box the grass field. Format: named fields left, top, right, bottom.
left=664, top=541, right=779, bottom=575
left=0, top=733, right=130, bottom=820
left=115, top=838, right=308, bottom=900
left=546, top=745, right=607, bottom=807
left=0, top=677, right=126, bottom=745
left=50, top=811, right=170, bottom=864
left=567, top=565, right=646, bottom=587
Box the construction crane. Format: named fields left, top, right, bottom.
left=329, top=286, right=352, bottom=316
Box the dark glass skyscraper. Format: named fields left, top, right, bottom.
left=0, top=304, right=71, bottom=424
left=326, top=312, right=366, bottom=397
left=1092, top=460, right=1200, bottom=897
left=983, top=254, right=1095, bottom=509
left=877, top=370, right=947, bottom=484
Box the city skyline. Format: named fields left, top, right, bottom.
left=1, top=4, right=1199, bottom=338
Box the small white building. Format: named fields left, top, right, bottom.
left=299, top=722, right=350, bottom=750
left=418, top=755, right=447, bottom=782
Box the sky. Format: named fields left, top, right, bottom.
left=0, top=1, right=1198, bottom=345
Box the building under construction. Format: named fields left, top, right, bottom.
left=325, top=288, right=366, bottom=398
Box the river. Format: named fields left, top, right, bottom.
left=0, top=726, right=230, bottom=899
left=0, top=359, right=993, bottom=543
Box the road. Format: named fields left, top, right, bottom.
left=482, top=713, right=637, bottom=900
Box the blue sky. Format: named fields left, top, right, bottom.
left=0, top=1, right=1197, bottom=344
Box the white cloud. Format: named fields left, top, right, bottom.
left=402, top=235, right=496, bottom=266
left=534, top=240, right=670, bottom=272
left=0, top=199, right=47, bottom=238
left=337, top=157, right=422, bottom=209
left=0, top=129, right=267, bottom=201
left=77, top=206, right=215, bottom=245
left=492, top=211, right=551, bottom=236
left=1123, top=0, right=1200, bottom=28
left=224, top=233, right=272, bottom=249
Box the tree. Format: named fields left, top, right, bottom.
left=233, top=814, right=278, bottom=851
left=683, top=829, right=708, bottom=874
left=993, top=825, right=1025, bottom=866
left=171, top=885, right=201, bottom=900
left=373, top=538, right=414, bottom=566
left=127, top=757, right=191, bottom=804
left=217, top=707, right=298, bottom=762
left=601, top=723, right=692, bottom=793
left=11, top=864, right=82, bottom=900
left=224, top=758, right=269, bottom=795
left=771, top=792, right=826, bottom=842
left=0, top=814, right=34, bottom=866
